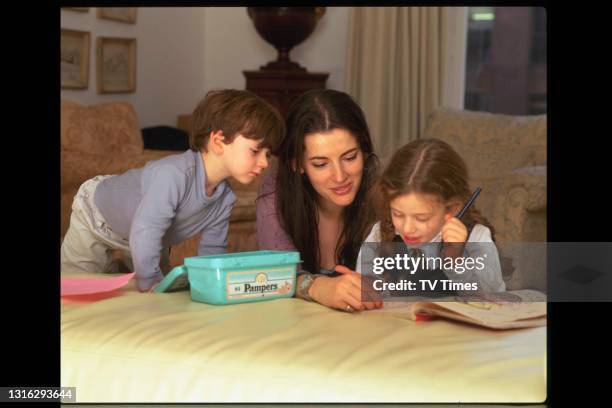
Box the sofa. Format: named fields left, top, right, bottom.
left=61, top=100, right=259, bottom=269
left=423, top=108, right=547, bottom=290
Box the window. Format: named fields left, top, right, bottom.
left=464, top=7, right=546, bottom=115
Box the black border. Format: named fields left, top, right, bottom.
left=4, top=1, right=60, bottom=390
left=547, top=2, right=609, bottom=406
left=8, top=1, right=607, bottom=406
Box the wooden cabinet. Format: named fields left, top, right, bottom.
left=243, top=70, right=329, bottom=118
left=177, top=70, right=329, bottom=131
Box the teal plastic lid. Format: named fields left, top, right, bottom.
left=154, top=265, right=189, bottom=293
left=184, top=250, right=300, bottom=269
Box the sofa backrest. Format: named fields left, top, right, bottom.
left=61, top=100, right=144, bottom=157
left=423, top=108, right=546, bottom=181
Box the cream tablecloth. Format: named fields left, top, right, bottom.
left=61, top=273, right=546, bottom=403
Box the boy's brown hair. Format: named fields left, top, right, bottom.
left=189, top=89, right=285, bottom=152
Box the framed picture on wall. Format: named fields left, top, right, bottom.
left=98, top=7, right=137, bottom=24
left=61, top=29, right=90, bottom=89
left=97, top=37, right=137, bottom=94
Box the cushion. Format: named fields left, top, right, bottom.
left=424, top=108, right=546, bottom=179
left=61, top=100, right=144, bottom=157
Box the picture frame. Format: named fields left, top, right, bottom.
left=97, top=37, right=137, bottom=94
left=61, top=29, right=90, bottom=89
left=98, top=7, right=137, bottom=24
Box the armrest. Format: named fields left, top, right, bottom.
left=485, top=165, right=546, bottom=243
left=506, top=165, right=546, bottom=212
left=61, top=150, right=136, bottom=190
left=61, top=149, right=179, bottom=190
left=485, top=166, right=547, bottom=290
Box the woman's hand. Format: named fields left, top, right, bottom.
left=309, top=265, right=383, bottom=312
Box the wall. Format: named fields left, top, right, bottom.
left=60, top=7, right=349, bottom=128
left=61, top=7, right=206, bottom=128
left=203, top=7, right=349, bottom=92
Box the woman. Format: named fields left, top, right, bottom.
left=257, top=89, right=381, bottom=312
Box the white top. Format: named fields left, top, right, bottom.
left=356, top=222, right=506, bottom=293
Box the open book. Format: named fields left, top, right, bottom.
left=371, top=290, right=547, bottom=330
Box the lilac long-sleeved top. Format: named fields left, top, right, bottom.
left=95, top=150, right=236, bottom=291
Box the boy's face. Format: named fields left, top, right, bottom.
left=222, top=134, right=270, bottom=184
left=390, top=192, right=455, bottom=246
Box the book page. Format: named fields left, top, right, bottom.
left=412, top=304, right=547, bottom=329
left=424, top=300, right=546, bottom=324
left=368, top=290, right=547, bottom=329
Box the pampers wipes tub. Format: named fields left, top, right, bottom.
left=154, top=250, right=300, bottom=304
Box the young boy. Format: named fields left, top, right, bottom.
left=60, top=89, right=285, bottom=292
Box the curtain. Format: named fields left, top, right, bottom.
left=345, top=7, right=468, bottom=161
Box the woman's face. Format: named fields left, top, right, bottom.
left=301, top=128, right=364, bottom=209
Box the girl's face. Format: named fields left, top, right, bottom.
left=301, top=128, right=364, bottom=209
left=389, top=192, right=457, bottom=245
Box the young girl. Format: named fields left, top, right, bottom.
left=354, top=138, right=506, bottom=295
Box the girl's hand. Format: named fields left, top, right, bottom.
left=442, top=215, right=468, bottom=243
left=308, top=265, right=382, bottom=312
left=441, top=215, right=468, bottom=259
